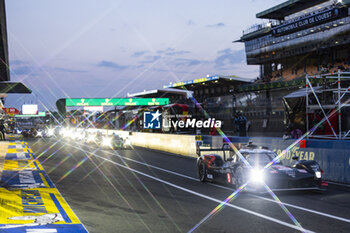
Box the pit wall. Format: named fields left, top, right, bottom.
left=85, top=129, right=197, bottom=157
left=85, top=129, right=350, bottom=184
left=130, top=132, right=197, bottom=157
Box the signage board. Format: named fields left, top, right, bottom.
left=65, top=98, right=169, bottom=107
left=3, top=108, right=20, bottom=116
left=272, top=8, right=345, bottom=36
left=22, top=104, right=38, bottom=115
left=15, top=112, right=46, bottom=118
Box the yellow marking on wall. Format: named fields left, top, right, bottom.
left=29, top=154, right=35, bottom=160
left=39, top=173, right=50, bottom=188
left=0, top=142, right=7, bottom=179
left=36, top=160, right=44, bottom=170
left=7, top=148, right=29, bottom=154
left=3, top=160, right=37, bottom=171
left=0, top=188, right=81, bottom=225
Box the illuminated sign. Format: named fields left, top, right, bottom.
left=83, top=106, right=104, bottom=113
left=193, top=78, right=207, bottom=83
left=15, top=112, right=46, bottom=118
left=3, top=108, right=20, bottom=116
left=163, top=76, right=219, bottom=88
left=22, top=104, right=38, bottom=115
left=65, top=98, right=169, bottom=107
left=272, top=8, right=345, bottom=36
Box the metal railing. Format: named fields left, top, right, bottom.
left=306, top=71, right=350, bottom=139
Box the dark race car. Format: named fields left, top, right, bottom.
left=196, top=143, right=328, bottom=193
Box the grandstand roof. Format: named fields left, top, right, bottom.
left=256, top=0, right=329, bottom=20
left=164, top=75, right=252, bottom=90
left=127, top=88, right=193, bottom=99
left=0, top=82, right=31, bottom=93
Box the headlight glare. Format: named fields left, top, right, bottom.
left=250, top=169, right=264, bottom=183
left=87, top=134, right=96, bottom=142
left=47, top=129, right=54, bottom=136
left=315, top=171, right=321, bottom=178
left=102, top=137, right=112, bottom=147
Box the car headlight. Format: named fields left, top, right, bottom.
left=250, top=169, right=264, bottom=184
left=63, top=129, right=72, bottom=138
left=315, top=171, right=321, bottom=179
left=68, top=131, right=76, bottom=139
left=47, top=128, right=54, bottom=136
left=77, top=133, right=84, bottom=140
left=37, top=131, right=42, bottom=137
left=60, top=128, right=67, bottom=135
left=102, top=137, right=112, bottom=147
left=86, top=134, right=96, bottom=142
left=73, top=132, right=81, bottom=139
left=124, top=138, right=131, bottom=145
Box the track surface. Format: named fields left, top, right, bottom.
left=27, top=137, right=350, bottom=233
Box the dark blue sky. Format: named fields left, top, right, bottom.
left=5, top=0, right=283, bottom=111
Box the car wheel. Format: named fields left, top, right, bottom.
left=198, top=162, right=207, bottom=182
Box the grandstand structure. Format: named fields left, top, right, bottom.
left=239, top=0, right=350, bottom=82
left=0, top=0, right=31, bottom=105
left=164, top=75, right=252, bottom=134
left=236, top=0, right=350, bottom=137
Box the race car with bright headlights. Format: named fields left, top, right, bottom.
left=101, top=134, right=125, bottom=149
left=196, top=143, right=328, bottom=192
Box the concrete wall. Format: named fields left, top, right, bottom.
left=130, top=132, right=197, bottom=157
left=87, top=129, right=197, bottom=158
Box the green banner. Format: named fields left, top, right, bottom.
left=65, top=98, right=169, bottom=107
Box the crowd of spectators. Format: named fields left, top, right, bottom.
left=319, top=61, right=350, bottom=74
left=254, top=60, right=350, bottom=83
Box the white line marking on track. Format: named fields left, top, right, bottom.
left=69, top=144, right=314, bottom=233
left=26, top=230, right=57, bottom=233
left=105, top=146, right=350, bottom=224
left=70, top=143, right=350, bottom=225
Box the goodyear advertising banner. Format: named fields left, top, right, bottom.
left=223, top=136, right=350, bottom=184
left=0, top=136, right=88, bottom=232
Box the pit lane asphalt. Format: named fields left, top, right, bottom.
left=27, top=137, right=350, bottom=233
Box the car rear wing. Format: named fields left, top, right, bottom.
left=196, top=142, right=238, bottom=161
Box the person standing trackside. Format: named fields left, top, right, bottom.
left=0, top=120, right=6, bottom=140
left=234, top=112, right=247, bottom=137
